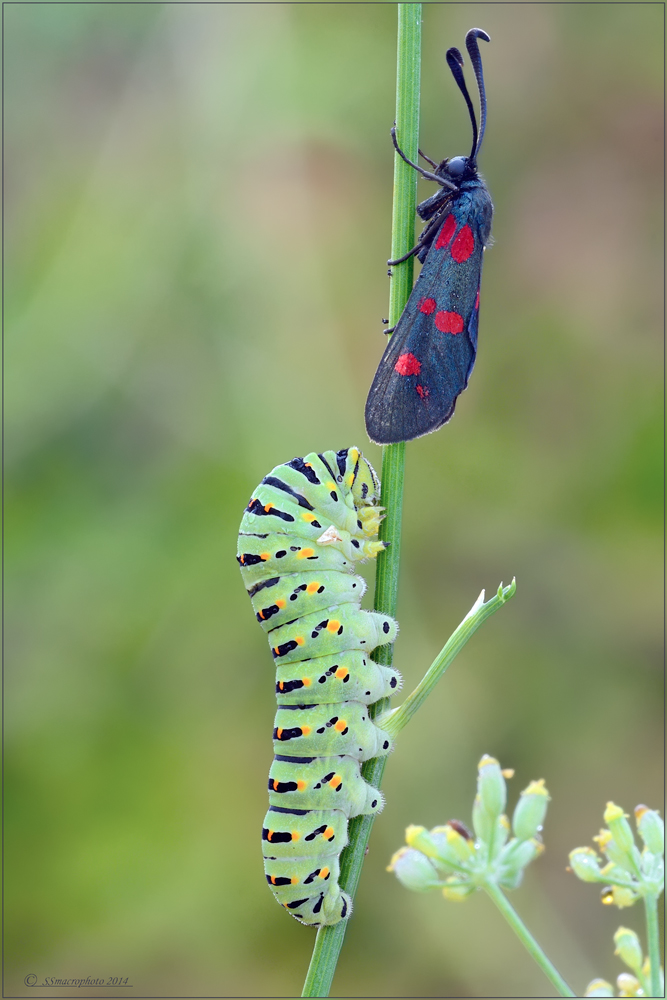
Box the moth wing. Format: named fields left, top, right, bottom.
left=365, top=218, right=484, bottom=445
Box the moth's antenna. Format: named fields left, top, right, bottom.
left=465, top=28, right=490, bottom=163
left=445, top=46, right=478, bottom=164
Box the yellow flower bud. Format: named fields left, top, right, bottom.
left=613, top=926, right=643, bottom=973
left=583, top=979, right=614, bottom=997
left=405, top=825, right=440, bottom=859
left=512, top=779, right=550, bottom=841
left=635, top=805, right=664, bottom=855
left=387, top=846, right=443, bottom=892
left=441, top=878, right=473, bottom=902
left=444, top=823, right=475, bottom=862
left=616, top=972, right=641, bottom=997
left=604, top=802, right=635, bottom=855
left=569, top=847, right=603, bottom=882
left=593, top=828, right=613, bottom=850
left=476, top=755, right=507, bottom=820
left=601, top=885, right=637, bottom=908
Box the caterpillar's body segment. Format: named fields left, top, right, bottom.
left=238, top=448, right=400, bottom=926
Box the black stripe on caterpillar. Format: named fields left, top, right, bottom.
left=237, top=447, right=400, bottom=925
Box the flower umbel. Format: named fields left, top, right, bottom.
left=568, top=803, right=664, bottom=906
left=572, top=803, right=664, bottom=999
left=390, top=757, right=548, bottom=900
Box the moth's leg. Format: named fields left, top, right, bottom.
left=387, top=244, right=421, bottom=266
left=418, top=147, right=438, bottom=169
left=390, top=127, right=456, bottom=189
left=387, top=210, right=442, bottom=266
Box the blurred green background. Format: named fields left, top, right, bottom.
left=5, top=3, right=662, bottom=997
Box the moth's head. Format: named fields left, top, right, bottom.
left=350, top=454, right=381, bottom=508
left=439, top=155, right=475, bottom=184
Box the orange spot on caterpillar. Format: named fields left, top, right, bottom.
left=297, top=548, right=315, bottom=559
left=302, top=512, right=316, bottom=522
left=335, top=667, right=348, bottom=680
left=258, top=611, right=265, bottom=620
left=239, top=554, right=245, bottom=564
left=278, top=681, right=284, bottom=690
left=291, top=830, right=300, bottom=841
left=302, top=677, right=312, bottom=687
left=276, top=728, right=283, bottom=739
left=334, top=720, right=347, bottom=732
left=267, top=830, right=275, bottom=841
left=291, top=876, right=298, bottom=884
left=327, top=620, right=341, bottom=633
left=297, top=780, right=307, bottom=791
left=276, top=599, right=286, bottom=608
left=329, top=775, right=342, bottom=789
left=319, top=867, right=330, bottom=879
left=264, top=503, right=274, bottom=513
left=301, top=725, right=311, bottom=736
left=306, top=582, right=320, bottom=594
left=324, top=827, right=334, bottom=840
left=259, top=551, right=271, bottom=561
left=273, top=780, right=279, bottom=790
left=295, top=636, right=305, bottom=646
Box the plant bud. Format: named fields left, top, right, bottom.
left=441, top=878, right=474, bottom=902
left=635, top=805, right=664, bottom=855
left=615, top=972, right=641, bottom=997
left=472, top=793, right=494, bottom=845
left=507, top=837, right=541, bottom=869
left=583, top=979, right=614, bottom=997
left=569, top=847, right=603, bottom=882
left=639, top=849, right=664, bottom=882
left=476, top=755, right=507, bottom=820
left=512, top=779, right=550, bottom=841
left=602, top=838, right=642, bottom=875
left=427, top=827, right=470, bottom=871
left=444, top=823, right=476, bottom=863
left=387, top=847, right=443, bottom=892
left=613, top=927, right=643, bottom=973
left=601, top=885, right=637, bottom=908
left=405, top=825, right=440, bottom=860
left=604, top=803, right=635, bottom=856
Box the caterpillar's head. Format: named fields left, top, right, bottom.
left=346, top=450, right=381, bottom=509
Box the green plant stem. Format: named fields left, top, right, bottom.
left=644, top=891, right=662, bottom=997
left=301, top=6, right=421, bottom=997
left=484, top=881, right=576, bottom=997
left=380, top=582, right=516, bottom=739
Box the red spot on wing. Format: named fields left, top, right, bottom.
left=416, top=384, right=429, bottom=399
left=434, top=214, right=456, bottom=250
left=419, top=297, right=436, bottom=314
left=434, top=311, right=464, bottom=335
left=394, top=353, right=421, bottom=376
left=451, top=225, right=474, bottom=263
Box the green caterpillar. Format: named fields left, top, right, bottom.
left=237, top=447, right=400, bottom=925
